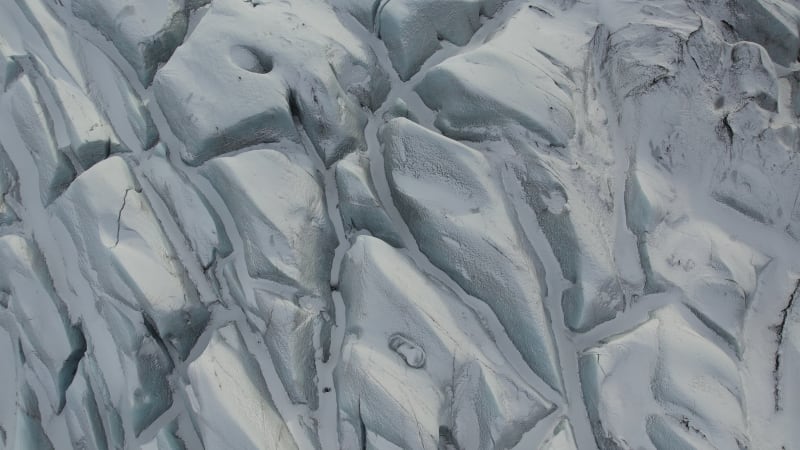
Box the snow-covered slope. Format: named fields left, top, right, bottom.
left=0, top=0, right=798, bottom=448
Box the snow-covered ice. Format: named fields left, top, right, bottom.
left=1, top=0, right=799, bottom=448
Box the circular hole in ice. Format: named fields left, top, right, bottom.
left=230, top=45, right=273, bottom=74
left=388, top=334, right=426, bottom=369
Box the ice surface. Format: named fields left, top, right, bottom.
left=337, top=0, right=506, bottom=80
left=581, top=305, right=747, bottom=449
left=539, top=419, right=577, bottom=450
left=202, top=148, right=335, bottom=407
left=142, top=145, right=231, bottom=271
left=51, top=156, right=208, bottom=359
left=516, top=156, right=625, bottom=333
left=28, top=57, right=127, bottom=171
left=334, top=152, right=403, bottom=247
left=187, top=322, right=298, bottom=450
left=201, top=149, right=335, bottom=298
left=0, top=326, right=17, bottom=450
left=382, top=117, right=563, bottom=391
left=775, top=279, right=800, bottom=441
left=63, top=362, right=112, bottom=450
left=700, top=0, right=800, bottom=67
left=336, top=236, right=553, bottom=449
left=92, top=300, right=175, bottom=437
left=154, top=0, right=388, bottom=166
left=0, top=146, right=19, bottom=225
left=2, top=0, right=800, bottom=448
left=5, top=75, right=75, bottom=205
left=79, top=40, right=159, bottom=150
left=416, top=6, right=629, bottom=332
left=0, top=235, right=83, bottom=413
left=595, top=2, right=800, bottom=238
left=14, top=382, right=54, bottom=450
left=626, top=166, right=767, bottom=351
left=415, top=8, right=575, bottom=146
left=377, top=0, right=503, bottom=80
left=72, top=0, right=190, bottom=85
left=140, top=419, right=188, bottom=450
left=249, top=288, right=319, bottom=408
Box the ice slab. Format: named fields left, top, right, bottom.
left=417, top=6, right=626, bottom=333
left=340, top=0, right=505, bottom=80
left=336, top=236, right=554, bottom=450
left=718, top=0, right=800, bottom=67
left=63, top=361, right=112, bottom=450
left=154, top=0, right=388, bottom=166
left=378, top=0, right=504, bottom=80
left=626, top=164, right=767, bottom=352
left=381, top=117, right=562, bottom=391
left=202, top=149, right=335, bottom=299
left=335, top=152, right=402, bottom=247
left=78, top=40, right=159, bottom=150
left=580, top=305, right=747, bottom=449
left=93, top=299, right=175, bottom=437
left=202, top=149, right=335, bottom=406
left=51, top=156, right=208, bottom=359
left=14, top=382, right=54, bottom=450
left=416, top=8, right=575, bottom=146
left=72, top=0, right=189, bottom=85
left=26, top=56, right=127, bottom=171
left=187, top=322, right=298, bottom=450
left=540, top=419, right=577, bottom=450
left=0, top=326, right=17, bottom=450
left=0, top=145, right=19, bottom=225
left=515, top=152, right=624, bottom=333
left=142, top=145, right=231, bottom=271
left=0, top=235, right=84, bottom=413
left=251, top=288, right=319, bottom=409
left=5, top=75, right=75, bottom=205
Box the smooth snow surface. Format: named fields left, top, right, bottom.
left=0, top=0, right=799, bottom=449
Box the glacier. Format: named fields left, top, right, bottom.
left=0, top=0, right=799, bottom=448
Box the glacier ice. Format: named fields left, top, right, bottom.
left=154, top=0, right=388, bottom=166
left=336, top=236, right=553, bottom=449
left=29, top=58, right=127, bottom=171
left=1, top=0, right=799, bottom=448
left=142, top=145, right=231, bottom=271
left=337, top=0, right=505, bottom=80
left=0, top=235, right=84, bottom=413
left=381, top=117, right=562, bottom=391
left=201, top=149, right=335, bottom=299
left=334, top=152, right=403, bottom=247
left=0, top=146, right=18, bottom=225
left=414, top=6, right=631, bottom=332
left=540, top=419, right=577, bottom=450
left=78, top=40, right=160, bottom=150
left=415, top=8, right=576, bottom=146
left=5, top=74, right=76, bottom=205
left=186, top=322, right=298, bottom=450
left=580, top=305, right=747, bottom=449
left=379, top=0, right=503, bottom=80
left=52, top=156, right=208, bottom=359
left=201, top=148, right=335, bottom=408
left=71, top=0, right=194, bottom=86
